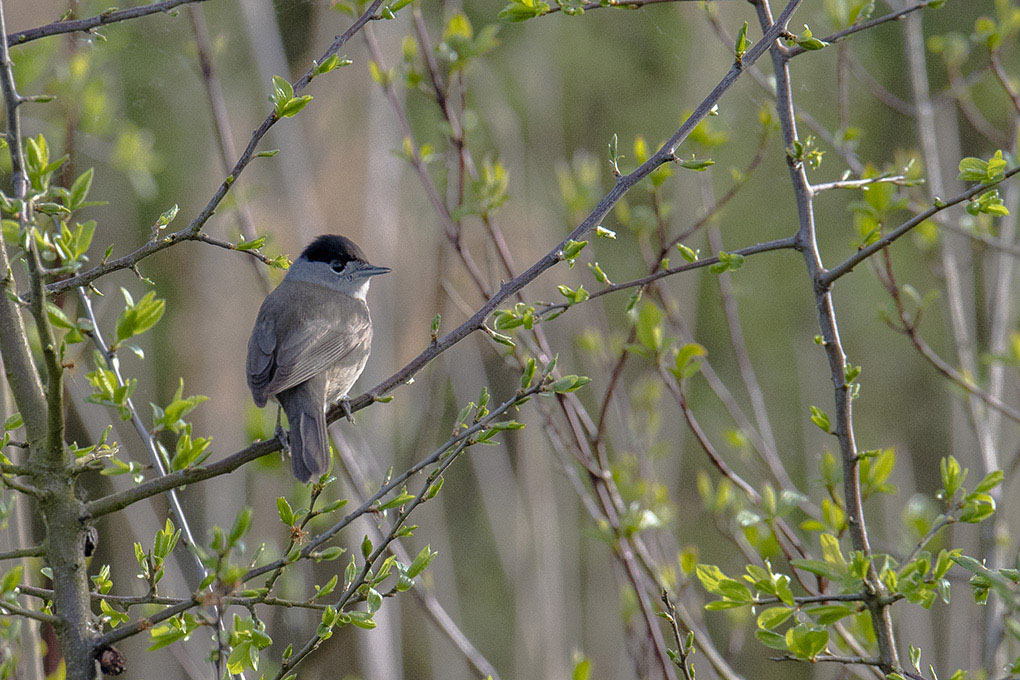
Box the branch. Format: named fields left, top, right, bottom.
left=193, top=233, right=278, bottom=268
left=6, top=0, right=208, bottom=46
left=658, top=366, right=760, bottom=500
left=0, top=471, right=43, bottom=497
left=811, top=175, right=911, bottom=192
left=86, top=437, right=281, bottom=518
left=702, top=5, right=864, bottom=174
left=545, top=0, right=705, bottom=15
left=752, top=0, right=899, bottom=669
left=989, top=51, right=1020, bottom=118
left=245, top=387, right=540, bottom=584
left=0, top=599, right=59, bottom=625
left=85, top=239, right=792, bottom=519
left=186, top=4, right=272, bottom=295
left=0, top=545, right=44, bottom=561
left=771, top=654, right=882, bottom=666
left=328, top=0, right=804, bottom=425
left=536, top=237, right=798, bottom=318
left=0, top=7, right=47, bottom=450
left=874, top=249, right=1020, bottom=425
left=43, top=0, right=385, bottom=298
left=786, top=1, right=937, bottom=58
left=332, top=435, right=502, bottom=680
left=821, top=167, right=1020, bottom=286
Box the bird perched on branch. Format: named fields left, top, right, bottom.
left=246, top=235, right=390, bottom=482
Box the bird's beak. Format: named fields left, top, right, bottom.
left=357, top=264, right=391, bottom=278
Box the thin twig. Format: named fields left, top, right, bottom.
left=44, top=0, right=385, bottom=298
left=786, top=1, right=937, bottom=58
left=0, top=545, right=44, bottom=561
left=6, top=0, right=208, bottom=46
left=811, top=175, right=911, bottom=192
left=0, top=600, right=59, bottom=625
left=821, top=167, right=1020, bottom=285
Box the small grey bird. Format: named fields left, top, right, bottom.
left=246, top=235, right=390, bottom=482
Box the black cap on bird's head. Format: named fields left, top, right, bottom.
left=300, top=234, right=368, bottom=266
left=299, top=234, right=391, bottom=278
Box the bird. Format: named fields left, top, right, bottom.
left=246, top=234, right=390, bottom=482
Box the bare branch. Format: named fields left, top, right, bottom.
left=6, top=0, right=208, bottom=46
left=786, top=1, right=937, bottom=58
left=0, top=599, right=60, bottom=625
left=0, top=545, right=44, bottom=561
left=537, top=237, right=798, bottom=318
left=811, top=175, right=911, bottom=192
left=821, top=167, right=1020, bottom=285
left=86, top=437, right=281, bottom=518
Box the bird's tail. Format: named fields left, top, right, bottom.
left=277, top=377, right=329, bottom=483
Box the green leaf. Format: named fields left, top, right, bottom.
left=548, top=375, right=592, bottom=393
left=277, top=497, right=295, bottom=525
left=809, top=405, right=831, bottom=433
left=237, top=236, right=266, bottom=251
left=115, top=289, right=165, bottom=344
left=407, top=545, right=437, bottom=577
left=270, top=75, right=313, bottom=118
left=734, top=21, right=750, bottom=59
left=0, top=566, right=23, bottom=594
left=755, top=628, right=788, bottom=651
left=672, top=342, right=707, bottom=380
left=573, top=657, right=592, bottom=680
left=378, top=487, right=415, bottom=511
left=677, top=243, right=698, bottom=262
left=795, top=25, right=828, bottom=50
left=498, top=0, right=551, bottom=22
left=229, top=507, right=253, bottom=546
left=756, top=606, right=793, bottom=629
left=361, top=534, right=373, bottom=559
left=67, top=168, right=94, bottom=210
left=314, top=574, right=338, bottom=599
left=975, top=470, right=1004, bottom=493
left=679, top=157, right=715, bottom=171
left=804, top=604, right=855, bottom=625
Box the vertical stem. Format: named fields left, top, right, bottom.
left=752, top=0, right=899, bottom=671
left=0, top=358, right=44, bottom=680
left=0, top=2, right=96, bottom=676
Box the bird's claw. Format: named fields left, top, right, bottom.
left=275, top=424, right=290, bottom=453
left=340, top=398, right=356, bottom=424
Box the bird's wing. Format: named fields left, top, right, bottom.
left=246, top=281, right=371, bottom=403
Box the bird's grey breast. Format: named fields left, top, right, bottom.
left=246, top=279, right=372, bottom=406
left=324, top=319, right=372, bottom=403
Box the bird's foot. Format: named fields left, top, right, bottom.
left=340, top=398, right=356, bottom=424
left=275, top=423, right=290, bottom=453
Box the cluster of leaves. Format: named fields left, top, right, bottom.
left=958, top=151, right=1012, bottom=217
left=691, top=451, right=1004, bottom=662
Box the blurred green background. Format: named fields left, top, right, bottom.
left=2, top=0, right=1018, bottom=678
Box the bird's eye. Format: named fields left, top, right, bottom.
left=330, top=259, right=346, bottom=273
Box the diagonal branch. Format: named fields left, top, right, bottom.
left=821, top=167, right=1020, bottom=285
left=43, top=0, right=385, bottom=298
left=331, top=0, right=804, bottom=425
left=786, top=1, right=938, bottom=58
left=6, top=0, right=208, bottom=47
